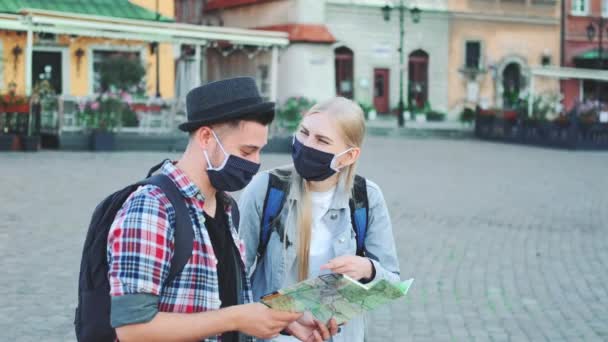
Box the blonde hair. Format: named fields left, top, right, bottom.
left=295, top=97, right=366, bottom=281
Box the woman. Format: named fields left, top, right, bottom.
left=239, top=97, right=400, bottom=341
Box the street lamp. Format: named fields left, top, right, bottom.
left=154, top=0, right=161, bottom=98
left=381, top=2, right=421, bottom=127
left=585, top=17, right=607, bottom=108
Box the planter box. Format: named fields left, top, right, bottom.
left=0, top=104, right=30, bottom=113
left=20, top=135, right=40, bottom=152
left=0, top=134, right=16, bottom=151
left=90, top=131, right=115, bottom=151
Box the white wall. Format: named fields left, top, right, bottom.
left=326, top=4, right=451, bottom=113
left=277, top=43, right=335, bottom=105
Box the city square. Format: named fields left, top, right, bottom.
left=1, top=135, right=607, bottom=341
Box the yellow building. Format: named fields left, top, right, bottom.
left=0, top=0, right=287, bottom=101
left=447, top=0, right=561, bottom=114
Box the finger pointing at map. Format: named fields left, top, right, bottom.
left=321, top=256, right=374, bottom=281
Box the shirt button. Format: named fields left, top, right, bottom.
left=330, top=213, right=338, bottom=220
left=339, top=238, right=345, bottom=243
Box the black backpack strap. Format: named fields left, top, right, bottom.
left=144, top=174, right=194, bottom=286
left=229, top=196, right=240, bottom=231
left=349, top=175, right=369, bottom=257
left=258, top=173, right=290, bottom=260
left=218, top=192, right=240, bottom=232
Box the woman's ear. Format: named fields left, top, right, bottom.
left=336, top=147, right=361, bottom=169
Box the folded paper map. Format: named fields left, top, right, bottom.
left=261, top=273, right=414, bottom=325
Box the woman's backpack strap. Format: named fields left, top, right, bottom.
left=349, top=175, right=369, bottom=257
left=258, top=172, right=291, bottom=260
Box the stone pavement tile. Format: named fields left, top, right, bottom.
left=3, top=138, right=608, bottom=341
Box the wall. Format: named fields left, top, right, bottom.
left=326, top=4, right=451, bottom=113
left=277, top=43, right=335, bottom=103
left=448, top=0, right=561, bottom=17
left=0, top=31, right=175, bottom=98
left=205, top=0, right=294, bottom=27
left=129, top=0, right=175, bottom=17
left=1, top=32, right=26, bottom=94
left=448, top=19, right=560, bottom=110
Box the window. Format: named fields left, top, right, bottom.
left=465, top=41, right=482, bottom=70
left=603, top=0, right=608, bottom=17
left=571, top=0, right=588, bottom=15
left=92, top=50, right=144, bottom=95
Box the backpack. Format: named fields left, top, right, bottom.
left=74, top=160, right=239, bottom=342
left=257, top=171, right=369, bottom=262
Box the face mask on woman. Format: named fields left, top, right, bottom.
left=291, top=136, right=352, bottom=181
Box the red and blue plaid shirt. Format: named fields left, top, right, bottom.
left=107, top=161, right=253, bottom=341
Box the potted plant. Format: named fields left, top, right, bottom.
left=460, top=107, right=475, bottom=124
left=357, top=102, right=375, bottom=121
left=0, top=82, right=29, bottom=151
left=425, top=110, right=446, bottom=122
left=276, top=96, right=315, bottom=134
left=77, top=94, right=127, bottom=151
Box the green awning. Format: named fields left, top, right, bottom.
left=574, top=49, right=608, bottom=60
left=0, top=0, right=173, bottom=22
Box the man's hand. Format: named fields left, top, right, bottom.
left=285, top=312, right=339, bottom=342
left=230, top=303, right=302, bottom=339
left=321, top=256, right=374, bottom=280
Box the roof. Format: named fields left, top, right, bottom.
left=0, top=0, right=172, bottom=22
left=205, top=0, right=277, bottom=11
left=255, top=24, right=336, bottom=44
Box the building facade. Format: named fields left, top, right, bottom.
left=202, top=0, right=451, bottom=115
left=0, top=0, right=176, bottom=98
left=562, top=0, right=608, bottom=109
left=447, top=0, right=561, bottom=115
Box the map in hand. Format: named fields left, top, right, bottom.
left=261, top=273, right=414, bottom=325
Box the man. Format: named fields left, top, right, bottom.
left=107, top=77, right=337, bottom=341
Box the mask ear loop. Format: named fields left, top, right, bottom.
left=204, top=130, right=230, bottom=171
left=330, top=147, right=354, bottom=172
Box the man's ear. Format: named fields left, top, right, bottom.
left=193, top=126, right=214, bottom=150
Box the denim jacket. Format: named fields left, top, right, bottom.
left=238, top=165, right=401, bottom=342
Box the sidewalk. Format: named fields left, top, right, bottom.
left=365, top=116, right=474, bottom=139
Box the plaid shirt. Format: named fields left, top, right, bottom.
left=108, top=161, right=254, bottom=341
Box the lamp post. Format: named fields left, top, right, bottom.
left=585, top=16, right=607, bottom=108
left=382, top=2, right=421, bottom=127
left=155, top=0, right=161, bottom=98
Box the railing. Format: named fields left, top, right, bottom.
left=474, top=108, right=608, bottom=150
left=38, top=95, right=187, bottom=135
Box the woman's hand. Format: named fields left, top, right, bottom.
left=321, top=256, right=374, bottom=281
left=286, top=312, right=339, bottom=342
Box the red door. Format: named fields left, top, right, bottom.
left=408, top=50, right=429, bottom=109
left=373, top=68, right=390, bottom=113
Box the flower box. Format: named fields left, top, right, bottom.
left=0, top=104, right=30, bottom=113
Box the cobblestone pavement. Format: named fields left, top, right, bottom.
left=1, top=137, right=607, bottom=342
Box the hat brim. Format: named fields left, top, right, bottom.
left=178, top=101, right=275, bottom=132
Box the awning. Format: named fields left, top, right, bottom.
left=573, top=49, right=608, bottom=61
left=0, top=9, right=289, bottom=46
left=528, top=66, right=608, bottom=116
left=530, top=66, right=608, bottom=81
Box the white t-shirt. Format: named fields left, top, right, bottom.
left=275, top=187, right=336, bottom=342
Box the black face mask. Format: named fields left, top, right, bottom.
left=204, top=131, right=260, bottom=192
left=291, top=136, right=351, bottom=181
